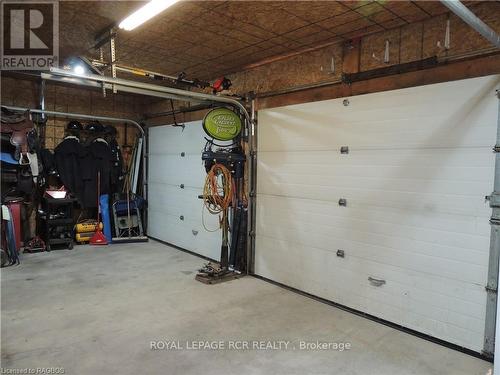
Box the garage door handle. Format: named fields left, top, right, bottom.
left=368, top=276, right=386, bottom=287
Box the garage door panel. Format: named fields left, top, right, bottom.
left=255, top=235, right=485, bottom=350
left=260, top=148, right=494, bottom=171
left=255, top=75, right=499, bottom=352
left=257, top=197, right=490, bottom=252
left=259, top=116, right=495, bottom=151
left=257, top=228, right=487, bottom=295
left=149, top=125, right=205, bottom=153
left=257, top=233, right=487, bottom=313
left=149, top=154, right=205, bottom=188
left=148, top=122, right=221, bottom=260
left=149, top=210, right=195, bottom=250
left=259, top=150, right=494, bottom=185
left=257, top=214, right=489, bottom=271
left=274, top=78, right=492, bottom=123
left=258, top=194, right=489, bottom=237
left=148, top=184, right=207, bottom=222
left=256, top=235, right=486, bottom=324
left=258, top=182, right=489, bottom=216
left=259, top=170, right=490, bottom=197
left=259, top=77, right=498, bottom=152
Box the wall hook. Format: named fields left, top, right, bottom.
left=384, top=40, right=390, bottom=64
left=330, top=56, right=335, bottom=74
left=444, top=19, right=451, bottom=50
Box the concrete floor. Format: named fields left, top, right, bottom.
left=1, top=241, right=492, bottom=375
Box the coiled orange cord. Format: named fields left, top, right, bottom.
left=202, top=163, right=234, bottom=232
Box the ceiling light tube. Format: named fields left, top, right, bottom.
left=119, top=0, right=179, bottom=31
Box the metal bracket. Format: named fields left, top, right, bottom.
left=485, top=285, right=497, bottom=294
left=338, top=198, right=347, bottom=207
left=340, top=146, right=349, bottom=154
left=487, top=192, right=500, bottom=208
left=99, top=48, right=106, bottom=98
left=110, top=30, right=117, bottom=94
left=493, top=145, right=500, bottom=153
left=490, top=218, right=500, bottom=226
left=384, top=39, right=390, bottom=63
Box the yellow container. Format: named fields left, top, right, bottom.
left=75, top=232, right=94, bottom=243
left=76, top=222, right=103, bottom=233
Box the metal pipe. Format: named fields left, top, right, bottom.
left=2, top=105, right=148, bottom=208
left=45, top=68, right=251, bottom=124
left=2, top=105, right=144, bottom=137
left=39, top=79, right=46, bottom=122
left=487, top=90, right=500, bottom=360
left=246, top=97, right=257, bottom=274
left=114, top=65, right=209, bottom=88
left=144, top=103, right=216, bottom=120
left=441, top=1, right=500, bottom=48
left=41, top=73, right=200, bottom=104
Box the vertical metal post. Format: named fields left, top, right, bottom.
left=110, top=29, right=117, bottom=94
left=143, top=124, right=148, bottom=234
left=485, top=89, right=500, bottom=358
left=39, top=79, right=46, bottom=119
left=246, top=97, right=257, bottom=274
left=99, top=47, right=106, bottom=98
left=38, top=79, right=47, bottom=148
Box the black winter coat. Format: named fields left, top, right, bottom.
left=81, top=139, right=113, bottom=208
left=54, top=137, right=87, bottom=204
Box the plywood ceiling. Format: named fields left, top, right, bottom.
left=60, top=0, right=469, bottom=81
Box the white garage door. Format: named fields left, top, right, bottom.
left=255, top=75, right=500, bottom=352
left=148, top=121, right=220, bottom=260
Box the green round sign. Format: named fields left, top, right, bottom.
left=203, top=108, right=242, bottom=141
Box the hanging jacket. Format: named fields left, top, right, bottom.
left=54, top=136, right=87, bottom=204
left=81, top=138, right=113, bottom=208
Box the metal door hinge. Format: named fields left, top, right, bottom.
left=340, top=146, right=349, bottom=154
left=485, top=285, right=497, bottom=294
left=490, top=218, right=500, bottom=225
left=493, top=145, right=500, bottom=153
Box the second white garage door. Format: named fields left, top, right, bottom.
left=255, top=76, right=500, bottom=352
left=148, top=121, right=221, bottom=260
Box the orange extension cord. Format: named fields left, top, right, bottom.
left=202, top=163, right=234, bottom=233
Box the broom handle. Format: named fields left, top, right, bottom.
left=97, top=171, right=101, bottom=222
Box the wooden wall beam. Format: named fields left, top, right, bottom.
left=256, top=53, right=500, bottom=110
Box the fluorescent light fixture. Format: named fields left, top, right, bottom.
left=119, top=0, right=179, bottom=31
left=73, top=65, right=85, bottom=75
